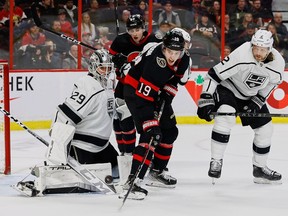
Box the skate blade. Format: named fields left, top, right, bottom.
left=118, top=191, right=146, bottom=200
left=253, top=177, right=282, bottom=185
left=145, top=181, right=176, bottom=188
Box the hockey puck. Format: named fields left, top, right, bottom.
left=105, top=175, right=113, bottom=184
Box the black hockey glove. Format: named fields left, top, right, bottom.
left=159, top=84, right=178, bottom=105
left=243, top=94, right=265, bottom=113
left=112, top=53, right=127, bottom=69
left=143, top=119, right=162, bottom=146
left=197, top=93, right=215, bottom=122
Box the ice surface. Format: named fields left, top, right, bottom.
left=1, top=124, right=288, bottom=216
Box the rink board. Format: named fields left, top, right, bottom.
left=8, top=70, right=288, bottom=129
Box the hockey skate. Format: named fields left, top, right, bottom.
left=208, top=158, right=223, bottom=184
left=118, top=175, right=148, bottom=200
left=12, top=181, right=41, bottom=197
left=253, top=165, right=282, bottom=184
left=146, top=168, right=177, bottom=188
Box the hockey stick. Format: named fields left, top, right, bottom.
left=210, top=112, right=288, bottom=118
left=30, top=2, right=97, bottom=51
left=114, top=0, right=119, bottom=35
left=120, top=100, right=165, bottom=209
left=0, top=106, right=116, bottom=194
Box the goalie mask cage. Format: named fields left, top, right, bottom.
left=0, top=60, right=10, bottom=175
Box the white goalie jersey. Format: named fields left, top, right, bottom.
left=205, top=42, right=285, bottom=100
left=53, top=74, right=115, bottom=153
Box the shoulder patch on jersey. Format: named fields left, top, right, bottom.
left=155, top=33, right=163, bottom=40
left=156, top=57, right=166, bottom=68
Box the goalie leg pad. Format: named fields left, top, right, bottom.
left=117, top=154, right=132, bottom=186
left=46, top=122, right=75, bottom=165
left=31, top=163, right=113, bottom=195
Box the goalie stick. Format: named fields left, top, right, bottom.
left=210, top=112, right=288, bottom=118
left=30, top=2, right=97, bottom=51
left=120, top=100, right=165, bottom=209
left=0, top=106, right=116, bottom=195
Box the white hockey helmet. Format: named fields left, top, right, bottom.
left=171, top=27, right=192, bottom=49
left=89, top=49, right=115, bottom=88
left=251, top=29, right=274, bottom=52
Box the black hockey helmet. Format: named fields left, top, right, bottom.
left=163, top=30, right=185, bottom=51
left=126, top=14, right=145, bottom=30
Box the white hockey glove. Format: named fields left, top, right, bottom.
left=115, top=98, right=132, bottom=121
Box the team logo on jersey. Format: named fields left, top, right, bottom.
left=244, top=73, right=267, bottom=88
left=127, top=51, right=140, bottom=62
left=107, top=98, right=114, bottom=118
left=156, top=57, right=166, bottom=68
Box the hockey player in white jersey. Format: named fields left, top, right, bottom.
left=197, top=29, right=285, bottom=184
left=15, top=49, right=120, bottom=196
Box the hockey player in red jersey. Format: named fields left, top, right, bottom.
left=197, top=29, right=285, bottom=184
left=109, top=14, right=161, bottom=155
left=118, top=30, right=190, bottom=200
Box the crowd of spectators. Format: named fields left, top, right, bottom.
left=0, top=0, right=288, bottom=69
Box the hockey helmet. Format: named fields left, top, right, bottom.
left=171, top=27, right=192, bottom=49
left=89, top=49, right=115, bottom=88
left=251, top=29, right=273, bottom=52
left=126, top=14, right=145, bottom=30
left=163, top=30, right=185, bottom=51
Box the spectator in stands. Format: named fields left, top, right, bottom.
left=155, top=20, right=172, bottom=39
left=266, top=22, right=286, bottom=52
left=36, top=0, right=58, bottom=26
left=158, top=1, right=181, bottom=28
left=237, top=12, right=253, bottom=35
left=228, top=0, right=251, bottom=31
left=46, top=20, right=71, bottom=56
left=131, top=0, right=147, bottom=16
left=224, top=14, right=237, bottom=48
left=191, top=11, right=220, bottom=48
left=184, top=0, right=207, bottom=30
left=231, top=22, right=257, bottom=49
left=81, top=12, right=97, bottom=41
left=97, top=26, right=112, bottom=50
left=87, top=0, right=100, bottom=27
left=271, top=12, right=288, bottom=40
left=208, top=0, right=221, bottom=27
left=143, top=9, right=158, bottom=33
left=57, top=8, right=74, bottom=38
left=223, top=45, right=231, bottom=58
left=118, top=9, right=131, bottom=33
left=21, top=21, right=46, bottom=46
left=0, top=0, right=27, bottom=27
left=62, top=44, right=89, bottom=69
left=38, top=39, right=62, bottom=69
left=250, top=0, right=273, bottom=28
left=63, top=0, right=78, bottom=31
left=81, top=32, right=94, bottom=60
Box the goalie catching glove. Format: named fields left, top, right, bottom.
left=143, top=120, right=162, bottom=146
left=243, top=94, right=265, bottom=113
left=197, top=93, right=215, bottom=122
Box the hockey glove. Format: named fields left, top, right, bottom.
left=243, top=94, right=265, bottom=113
left=112, top=53, right=127, bottom=69
left=159, top=84, right=178, bottom=105
left=143, top=120, right=162, bottom=146
left=197, top=93, right=215, bottom=122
